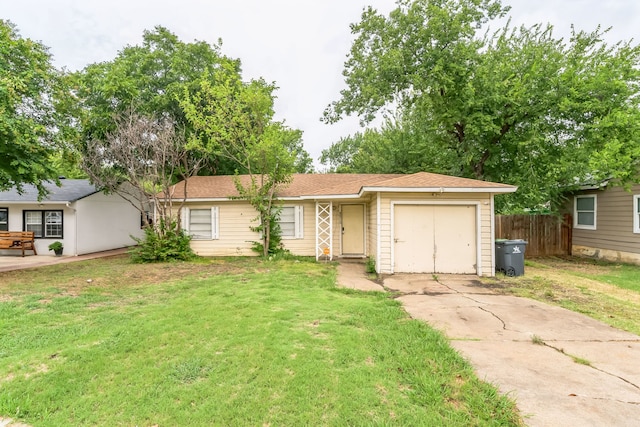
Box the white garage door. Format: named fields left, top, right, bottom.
left=394, top=205, right=477, bottom=274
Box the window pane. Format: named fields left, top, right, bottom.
left=280, top=207, right=295, bottom=221
left=577, top=212, right=594, bottom=226
left=576, top=197, right=594, bottom=211
left=0, top=209, right=7, bottom=231
left=637, top=198, right=640, bottom=214
left=45, top=223, right=63, bottom=237
left=25, top=211, right=43, bottom=237
left=279, top=207, right=295, bottom=237
left=189, top=209, right=211, bottom=239
left=44, top=211, right=63, bottom=237
left=280, top=222, right=295, bottom=237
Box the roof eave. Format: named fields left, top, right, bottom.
left=299, top=194, right=363, bottom=200
left=359, top=186, right=517, bottom=195
left=0, top=200, right=73, bottom=204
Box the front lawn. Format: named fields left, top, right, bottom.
left=0, top=256, right=521, bottom=426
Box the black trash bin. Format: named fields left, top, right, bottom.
left=495, top=239, right=527, bottom=276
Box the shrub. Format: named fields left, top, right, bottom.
left=129, top=220, right=196, bottom=263
left=250, top=211, right=287, bottom=256
left=365, top=257, right=376, bottom=274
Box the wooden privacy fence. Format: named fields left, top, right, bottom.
left=495, top=214, right=572, bottom=257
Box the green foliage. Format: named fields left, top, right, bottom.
left=0, top=20, right=62, bottom=197
left=365, top=257, right=377, bottom=274
left=182, top=71, right=303, bottom=257
left=47, top=241, right=63, bottom=251
left=249, top=206, right=286, bottom=256
left=324, top=0, right=640, bottom=212
left=129, top=221, right=195, bottom=263
left=73, top=26, right=233, bottom=147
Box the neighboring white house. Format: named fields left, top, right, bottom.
left=0, top=179, right=144, bottom=256
left=165, top=172, right=517, bottom=276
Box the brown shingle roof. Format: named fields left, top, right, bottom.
left=165, top=172, right=516, bottom=200
left=363, top=172, right=515, bottom=190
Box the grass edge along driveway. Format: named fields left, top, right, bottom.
left=0, top=256, right=522, bottom=426
left=487, top=256, right=640, bottom=337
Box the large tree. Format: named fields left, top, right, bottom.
left=0, top=20, right=62, bottom=197
left=70, top=26, right=240, bottom=174
left=72, top=26, right=311, bottom=176
left=323, top=0, right=640, bottom=211
left=181, top=70, right=304, bottom=256
left=73, top=27, right=309, bottom=257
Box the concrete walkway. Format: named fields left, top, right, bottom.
left=0, top=248, right=130, bottom=273
left=336, top=262, right=640, bottom=426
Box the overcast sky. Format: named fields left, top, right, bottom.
left=2, top=0, right=638, bottom=168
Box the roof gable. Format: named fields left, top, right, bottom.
left=167, top=172, right=516, bottom=200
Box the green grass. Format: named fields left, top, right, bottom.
left=580, top=264, right=640, bottom=292
left=0, top=256, right=521, bottom=426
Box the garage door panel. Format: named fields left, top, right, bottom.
left=394, top=204, right=477, bottom=274
left=434, top=205, right=476, bottom=274
left=394, top=205, right=434, bottom=273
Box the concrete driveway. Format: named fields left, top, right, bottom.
left=337, top=264, right=640, bottom=426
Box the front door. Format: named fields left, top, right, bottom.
left=342, top=204, right=365, bottom=255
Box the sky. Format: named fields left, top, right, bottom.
left=2, top=0, right=638, bottom=168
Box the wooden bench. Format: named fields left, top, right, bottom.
left=0, top=231, right=38, bottom=257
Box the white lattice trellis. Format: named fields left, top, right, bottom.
left=316, top=201, right=332, bottom=260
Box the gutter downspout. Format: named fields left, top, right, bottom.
left=66, top=201, right=78, bottom=256
left=490, top=194, right=496, bottom=277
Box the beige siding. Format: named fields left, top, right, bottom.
left=278, top=201, right=316, bottom=256
left=331, top=204, right=342, bottom=256
left=572, top=185, right=640, bottom=255
left=184, top=200, right=318, bottom=257
left=367, top=195, right=378, bottom=260
left=376, top=192, right=493, bottom=276
left=186, top=202, right=259, bottom=256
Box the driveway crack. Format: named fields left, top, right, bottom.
left=477, top=306, right=507, bottom=330
left=580, top=396, right=640, bottom=405
left=543, top=342, right=640, bottom=391
left=434, top=277, right=509, bottom=330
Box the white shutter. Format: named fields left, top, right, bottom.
left=295, top=206, right=304, bottom=239
left=211, top=206, right=219, bottom=239
left=181, top=207, right=189, bottom=232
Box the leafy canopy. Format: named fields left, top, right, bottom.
left=323, top=0, right=640, bottom=212
left=0, top=20, right=62, bottom=197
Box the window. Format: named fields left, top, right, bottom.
left=574, top=195, right=596, bottom=230
left=0, top=208, right=7, bottom=231
left=182, top=207, right=218, bottom=240
left=279, top=206, right=304, bottom=239
left=24, top=210, right=63, bottom=238
left=634, top=195, right=640, bottom=234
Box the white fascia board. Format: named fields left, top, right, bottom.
left=359, top=186, right=517, bottom=195
left=299, top=194, right=362, bottom=200
left=163, top=196, right=307, bottom=203
left=0, top=201, right=71, bottom=205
